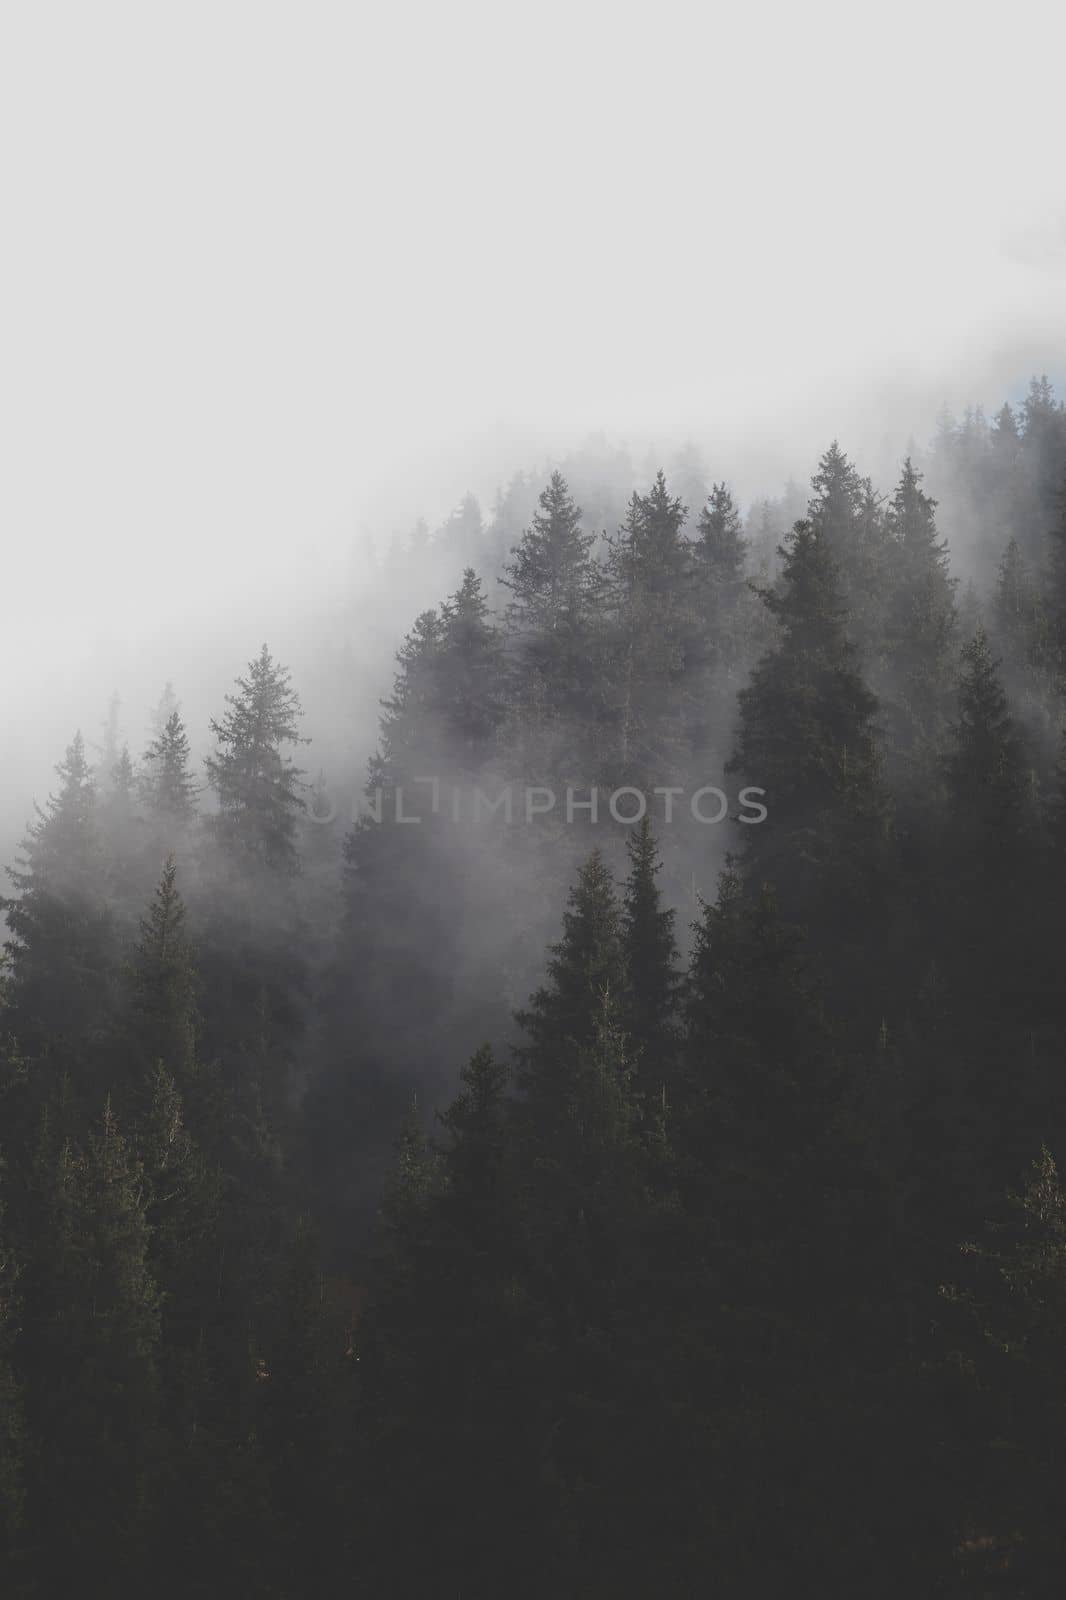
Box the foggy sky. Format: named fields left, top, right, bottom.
left=2, top=0, right=1065, bottom=845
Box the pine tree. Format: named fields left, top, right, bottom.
left=1, top=733, right=114, bottom=1081
left=882, top=458, right=957, bottom=776
left=1044, top=485, right=1066, bottom=689
left=693, top=482, right=748, bottom=637
left=604, top=470, right=695, bottom=783
left=939, top=628, right=1039, bottom=1090
left=205, top=644, right=307, bottom=874
left=682, top=866, right=901, bottom=1588
left=808, top=441, right=891, bottom=654
left=502, top=470, right=599, bottom=638
left=130, top=858, right=197, bottom=1066
left=359, top=1049, right=545, bottom=1596
left=437, top=567, right=506, bottom=758
left=0, top=1186, right=24, bottom=1558
left=515, top=849, right=624, bottom=1116
left=995, top=536, right=1038, bottom=670
left=943, top=1145, right=1066, bottom=1587
left=945, top=626, right=1031, bottom=846
left=372, top=608, right=447, bottom=786
left=728, top=519, right=891, bottom=943
left=687, top=481, right=753, bottom=754
left=502, top=471, right=604, bottom=738
left=20, top=1101, right=160, bottom=1592
left=258, top=1214, right=350, bottom=1593
left=683, top=865, right=837, bottom=1200
left=620, top=816, right=679, bottom=1105
left=140, top=710, right=199, bottom=832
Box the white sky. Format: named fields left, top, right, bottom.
left=1, top=0, right=1065, bottom=811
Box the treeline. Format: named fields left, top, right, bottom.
left=2, top=376, right=1066, bottom=1592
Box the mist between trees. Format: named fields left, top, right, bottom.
left=4, top=376, right=1066, bottom=1593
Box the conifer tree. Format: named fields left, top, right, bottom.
left=939, top=628, right=1039, bottom=1083
left=620, top=816, right=679, bottom=1104
left=683, top=866, right=837, bottom=1201
left=943, top=1145, right=1066, bottom=1587
left=808, top=441, right=891, bottom=654
left=602, top=471, right=697, bottom=782
left=685, top=481, right=754, bottom=754
left=515, top=849, right=624, bottom=1124
left=945, top=626, right=1031, bottom=846
left=259, top=1214, right=349, bottom=1593
left=359, top=1051, right=543, bottom=1596
left=140, top=709, right=199, bottom=832
left=728, top=519, right=891, bottom=944
left=502, top=470, right=599, bottom=638
left=882, top=458, right=957, bottom=776
left=1044, top=485, right=1066, bottom=688
left=502, top=471, right=605, bottom=747
left=128, top=855, right=200, bottom=1096
left=372, top=608, right=447, bottom=786
left=989, top=536, right=1056, bottom=746
left=1, top=733, right=114, bottom=1079
left=437, top=567, right=505, bottom=758
left=205, top=644, right=307, bottom=874
left=20, top=1102, right=160, bottom=1593
left=693, top=482, right=748, bottom=636
left=994, top=536, right=1038, bottom=671
left=0, top=1189, right=23, bottom=1558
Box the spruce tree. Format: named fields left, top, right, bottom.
left=882, top=458, right=957, bottom=780
left=943, top=1145, right=1066, bottom=1588
left=945, top=626, right=1031, bottom=846
left=728, top=519, right=891, bottom=948
left=437, top=567, right=506, bottom=759
left=620, top=816, right=680, bottom=1105
left=502, top=471, right=606, bottom=763
left=515, top=849, right=624, bottom=1120
left=0, top=1188, right=23, bottom=1559
left=140, top=709, right=199, bottom=832
left=1, top=733, right=115, bottom=1081
left=502, top=470, right=599, bottom=640
left=20, top=1102, right=160, bottom=1593
left=604, top=471, right=694, bottom=783
left=808, top=441, right=891, bottom=656
left=128, top=854, right=200, bottom=1098
left=205, top=644, right=307, bottom=874
left=687, top=481, right=753, bottom=755
left=693, top=482, right=748, bottom=639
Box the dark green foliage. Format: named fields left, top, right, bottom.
left=728, top=518, right=892, bottom=955
left=0, top=1190, right=24, bottom=1557
left=10, top=392, right=1066, bottom=1592
left=18, top=1102, right=160, bottom=1594
left=942, top=1147, right=1066, bottom=1591
left=516, top=849, right=624, bottom=1109
left=945, top=625, right=1032, bottom=846
left=882, top=458, right=957, bottom=776
left=620, top=816, right=679, bottom=1102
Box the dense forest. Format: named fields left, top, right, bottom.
left=4, top=377, right=1066, bottom=1595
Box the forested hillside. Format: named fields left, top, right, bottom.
left=4, top=377, right=1066, bottom=1594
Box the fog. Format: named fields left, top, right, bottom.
left=2, top=0, right=1064, bottom=852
